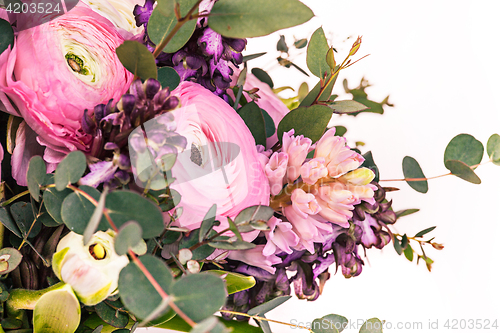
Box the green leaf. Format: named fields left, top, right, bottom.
left=43, top=188, right=73, bottom=225
left=114, top=221, right=143, bottom=256
left=238, top=102, right=267, bottom=146
left=119, top=254, right=173, bottom=320
left=61, top=186, right=108, bottom=235
left=334, top=126, right=347, bottom=137
left=326, top=47, right=336, bottom=70
left=400, top=234, right=408, bottom=250
left=158, top=67, right=181, bottom=90
left=84, top=187, right=109, bottom=245
left=393, top=237, right=402, bottom=255
left=234, top=205, right=275, bottom=232
left=248, top=296, right=292, bottom=316
left=148, top=0, right=198, bottom=53
left=327, top=100, right=369, bottom=114
left=10, top=202, right=39, bottom=238
left=414, top=226, right=436, bottom=238
left=0, top=19, right=14, bottom=55
left=242, top=52, right=267, bottom=63
left=208, top=0, right=314, bottom=38
left=402, top=156, right=428, bottom=193
left=199, top=204, right=217, bottom=242
left=299, top=74, right=337, bottom=107
left=444, top=159, right=481, bottom=184
left=262, top=109, right=276, bottom=138
left=106, top=191, right=164, bottom=238
left=359, top=318, right=384, bottom=333
left=320, top=314, right=348, bottom=332
left=179, top=229, right=215, bottom=260
left=311, top=318, right=339, bottom=333
left=116, top=41, right=157, bottom=80
left=307, top=28, right=330, bottom=78
left=170, top=273, right=227, bottom=323
left=294, top=38, right=308, bottom=49
left=206, top=270, right=256, bottom=294
left=403, top=244, right=413, bottom=262
left=361, top=151, right=379, bottom=183
left=251, top=68, right=274, bottom=88
left=0, top=248, right=23, bottom=275
left=54, top=151, right=87, bottom=191
left=277, top=105, right=333, bottom=144
left=0, top=207, right=22, bottom=238
left=94, top=301, right=129, bottom=329
left=487, top=133, right=500, bottom=165
left=190, top=317, right=218, bottom=333
left=156, top=314, right=264, bottom=333
left=395, top=208, right=420, bottom=218
left=33, top=284, right=81, bottom=333
left=26, top=156, right=46, bottom=202
left=444, top=133, right=484, bottom=167
left=276, top=35, right=288, bottom=53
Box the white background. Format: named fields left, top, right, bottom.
left=143, top=0, right=500, bottom=332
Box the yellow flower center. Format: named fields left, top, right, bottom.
left=89, top=243, right=106, bottom=260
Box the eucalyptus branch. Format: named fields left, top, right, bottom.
left=152, top=0, right=203, bottom=59
left=380, top=161, right=487, bottom=182
left=219, top=310, right=314, bottom=332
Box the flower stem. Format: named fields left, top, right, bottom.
left=219, top=310, right=314, bottom=332
left=152, top=0, right=203, bottom=59
left=0, top=189, right=30, bottom=207
left=6, top=282, right=66, bottom=317
left=380, top=162, right=486, bottom=182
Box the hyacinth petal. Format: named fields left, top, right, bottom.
left=168, top=82, right=270, bottom=241
left=79, top=161, right=118, bottom=188
left=265, top=152, right=288, bottom=196
left=227, top=245, right=281, bottom=274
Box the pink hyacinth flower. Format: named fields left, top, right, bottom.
left=291, top=188, right=321, bottom=219
left=300, top=157, right=328, bottom=185
left=284, top=205, right=332, bottom=254
left=227, top=245, right=282, bottom=274
left=314, top=128, right=364, bottom=178
left=263, top=217, right=300, bottom=256
left=314, top=184, right=358, bottom=228
left=337, top=167, right=377, bottom=205
left=282, top=130, right=312, bottom=183
left=265, top=152, right=288, bottom=196
left=168, top=82, right=270, bottom=242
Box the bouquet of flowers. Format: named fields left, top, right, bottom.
left=0, top=0, right=498, bottom=332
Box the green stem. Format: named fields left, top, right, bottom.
left=6, top=282, right=66, bottom=317
left=152, top=0, right=203, bottom=59
left=0, top=189, right=30, bottom=207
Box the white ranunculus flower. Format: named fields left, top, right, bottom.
left=52, top=231, right=129, bottom=306
left=82, top=0, right=145, bottom=34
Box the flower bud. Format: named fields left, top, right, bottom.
left=52, top=231, right=129, bottom=306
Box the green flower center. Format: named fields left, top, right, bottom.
left=65, top=53, right=89, bottom=75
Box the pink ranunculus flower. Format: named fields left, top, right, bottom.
left=227, top=245, right=282, bottom=274
left=265, top=152, right=288, bottom=196
left=0, top=3, right=134, bottom=185
left=314, top=128, right=364, bottom=178
left=314, top=184, right=357, bottom=228
left=263, top=217, right=299, bottom=256
left=169, top=82, right=270, bottom=240
left=301, top=157, right=328, bottom=185
left=282, top=129, right=312, bottom=183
